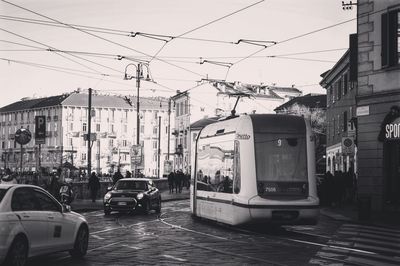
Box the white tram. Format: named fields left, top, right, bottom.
left=190, top=114, right=319, bottom=225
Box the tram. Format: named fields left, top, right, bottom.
left=190, top=114, right=319, bottom=225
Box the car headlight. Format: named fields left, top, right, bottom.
left=137, top=193, right=144, bottom=200
left=104, top=192, right=112, bottom=201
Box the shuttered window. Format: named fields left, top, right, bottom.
left=381, top=9, right=399, bottom=68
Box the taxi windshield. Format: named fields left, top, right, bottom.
left=115, top=181, right=146, bottom=190
left=0, top=189, right=6, bottom=203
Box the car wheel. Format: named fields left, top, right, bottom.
left=4, top=235, right=28, bottom=266
left=155, top=198, right=161, bottom=213
left=69, top=225, right=89, bottom=259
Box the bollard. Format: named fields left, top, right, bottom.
left=357, top=195, right=371, bottom=220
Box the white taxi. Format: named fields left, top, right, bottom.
left=0, top=184, right=89, bottom=266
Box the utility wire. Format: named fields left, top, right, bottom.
left=175, top=0, right=264, bottom=38
left=1, top=0, right=206, bottom=78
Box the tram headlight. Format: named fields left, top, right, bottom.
left=137, top=193, right=144, bottom=200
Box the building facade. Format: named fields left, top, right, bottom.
left=320, top=49, right=358, bottom=175
left=356, top=0, right=400, bottom=210
left=0, top=91, right=171, bottom=178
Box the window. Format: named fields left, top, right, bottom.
left=96, top=124, right=100, bottom=132
left=197, top=139, right=234, bottom=194
left=343, top=111, right=348, bottom=132
left=82, top=153, right=87, bottom=160
left=123, top=124, right=127, bottom=133
left=382, top=9, right=399, bottom=67
left=140, top=125, right=144, bottom=133
left=122, top=140, right=127, bottom=147
left=12, top=188, right=39, bottom=211
left=82, top=123, right=87, bottom=132
left=34, top=190, right=60, bottom=212
left=343, top=73, right=348, bottom=95
left=70, top=122, right=73, bottom=131
left=337, top=79, right=342, bottom=100
left=153, top=140, right=157, bottom=149
left=153, top=126, right=158, bottom=135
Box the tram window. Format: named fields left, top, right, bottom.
left=196, top=139, right=234, bottom=193
left=255, top=134, right=307, bottom=182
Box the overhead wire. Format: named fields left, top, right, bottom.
left=1, top=0, right=206, bottom=79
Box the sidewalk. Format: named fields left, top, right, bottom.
left=70, top=189, right=190, bottom=212
left=320, top=203, right=400, bottom=229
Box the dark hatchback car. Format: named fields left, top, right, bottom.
left=103, top=178, right=161, bottom=215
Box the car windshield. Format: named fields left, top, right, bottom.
left=115, top=181, right=146, bottom=190
left=0, top=189, right=6, bottom=203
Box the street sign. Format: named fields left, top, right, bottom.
left=342, top=136, right=355, bottom=155
left=15, top=128, right=32, bottom=145
left=130, top=145, right=143, bottom=165
left=164, top=160, right=173, bottom=175
left=35, top=116, right=46, bottom=143
left=83, top=133, right=97, bottom=141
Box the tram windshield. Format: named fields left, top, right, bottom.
left=254, top=133, right=307, bottom=183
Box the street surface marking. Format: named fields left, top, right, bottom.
left=91, top=235, right=104, bottom=240
left=122, top=244, right=142, bottom=250
left=162, top=254, right=187, bottom=262
left=288, top=238, right=377, bottom=255
left=87, top=240, right=125, bottom=253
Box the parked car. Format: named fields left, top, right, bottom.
left=0, top=184, right=89, bottom=266
left=103, top=178, right=161, bottom=215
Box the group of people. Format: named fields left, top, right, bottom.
left=317, top=168, right=357, bottom=207
left=167, top=170, right=189, bottom=193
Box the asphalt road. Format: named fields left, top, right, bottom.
left=25, top=200, right=400, bottom=266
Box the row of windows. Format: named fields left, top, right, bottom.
left=327, top=109, right=353, bottom=140
left=327, top=72, right=353, bottom=106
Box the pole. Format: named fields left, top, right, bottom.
left=136, top=64, right=141, bottom=178
left=158, top=116, right=161, bottom=178
left=20, top=144, right=23, bottom=173
left=71, top=145, right=74, bottom=168
left=87, top=88, right=92, bottom=178
left=167, top=98, right=171, bottom=160
left=38, top=144, right=41, bottom=173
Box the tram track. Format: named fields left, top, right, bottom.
left=158, top=208, right=386, bottom=266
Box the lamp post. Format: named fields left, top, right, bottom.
left=124, top=63, right=151, bottom=177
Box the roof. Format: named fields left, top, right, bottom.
left=0, top=94, right=70, bottom=113
left=269, top=86, right=302, bottom=94
left=63, top=93, right=132, bottom=109
left=274, top=93, right=327, bottom=112
left=320, top=49, right=349, bottom=87
left=212, top=82, right=283, bottom=99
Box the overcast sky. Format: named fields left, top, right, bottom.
left=0, top=0, right=356, bottom=109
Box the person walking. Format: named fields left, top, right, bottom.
left=168, top=171, right=175, bottom=194
left=88, top=172, right=100, bottom=203
left=113, top=169, right=123, bottom=185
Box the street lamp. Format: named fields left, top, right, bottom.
left=124, top=63, right=151, bottom=177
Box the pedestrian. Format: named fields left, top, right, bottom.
left=168, top=171, right=175, bottom=194
left=113, top=169, right=123, bottom=185
left=49, top=171, right=61, bottom=200
left=88, top=172, right=100, bottom=202
left=125, top=170, right=132, bottom=178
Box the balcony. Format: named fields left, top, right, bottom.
left=175, top=144, right=183, bottom=155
